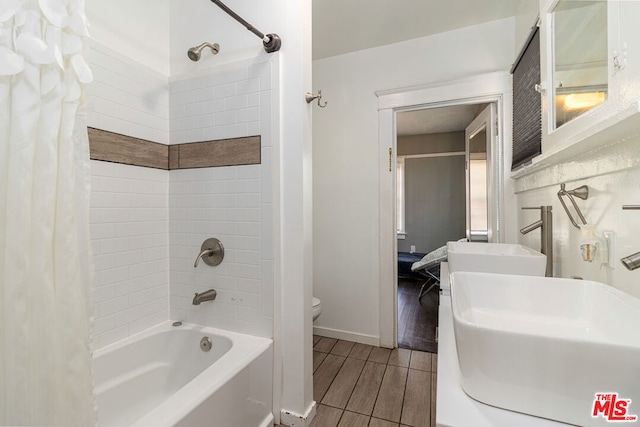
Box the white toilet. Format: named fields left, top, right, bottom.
left=312, top=297, right=322, bottom=321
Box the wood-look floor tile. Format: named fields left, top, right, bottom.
left=346, top=361, right=386, bottom=415
left=310, top=404, right=343, bottom=427
left=322, top=357, right=366, bottom=408
left=368, top=347, right=392, bottom=364
left=331, top=340, right=356, bottom=357
left=401, top=369, right=431, bottom=427
left=372, top=365, right=408, bottom=423
left=388, top=348, right=412, bottom=367
left=370, top=418, right=400, bottom=427
left=314, top=351, right=328, bottom=373
left=409, top=350, right=432, bottom=372
left=314, top=354, right=346, bottom=402
left=337, top=411, right=369, bottom=427
left=349, top=343, right=373, bottom=360
left=315, top=337, right=338, bottom=353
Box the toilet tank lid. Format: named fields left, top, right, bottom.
left=312, top=297, right=321, bottom=307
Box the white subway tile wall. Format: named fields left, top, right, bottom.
left=87, top=42, right=275, bottom=347
left=90, top=161, right=169, bottom=350
left=168, top=163, right=273, bottom=337
left=86, top=42, right=170, bottom=144
left=169, top=60, right=271, bottom=143
left=168, top=59, right=274, bottom=337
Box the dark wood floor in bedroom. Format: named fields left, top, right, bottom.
left=397, top=278, right=439, bottom=353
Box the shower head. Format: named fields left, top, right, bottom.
left=187, top=42, right=220, bottom=62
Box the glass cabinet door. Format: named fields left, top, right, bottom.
left=551, top=0, right=608, bottom=130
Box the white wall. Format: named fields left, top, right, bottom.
left=312, top=18, right=517, bottom=343
left=86, top=0, right=170, bottom=75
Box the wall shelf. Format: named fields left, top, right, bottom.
left=511, top=101, right=640, bottom=179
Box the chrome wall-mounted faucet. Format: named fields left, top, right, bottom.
left=621, top=205, right=640, bottom=271
left=521, top=205, right=553, bottom=277
left=193, top=289, right=217, bottom=305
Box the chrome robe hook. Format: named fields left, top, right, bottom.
left=305, top=90, right=327, bottom=108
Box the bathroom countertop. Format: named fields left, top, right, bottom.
left=436, top=293, right=572, bottom=427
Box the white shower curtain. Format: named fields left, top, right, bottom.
left=0, top=0, right=96, bottom=425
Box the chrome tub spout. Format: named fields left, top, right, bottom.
left=193, top=289, right=217, bottom=305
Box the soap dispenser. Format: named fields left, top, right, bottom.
left=579, top=224, right=605, bottom=263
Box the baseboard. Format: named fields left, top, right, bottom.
left=313, top=326, right=380, bottom=347
left=280, top=401, right=317, bottom=427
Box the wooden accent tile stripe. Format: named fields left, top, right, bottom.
left=168, top=144, right=180, bottom=170
left=88, top=127, right=261, bottom=170
left=88, top=127, right=169, bottom=170
left=172, top=137, right=260, bottom=169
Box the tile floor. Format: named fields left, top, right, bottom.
left=277, top=336, right=438, bottom=427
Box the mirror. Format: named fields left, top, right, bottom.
left=552, top=0, right=608, bottom=129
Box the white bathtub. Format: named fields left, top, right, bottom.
left=93, top=322, right=273, bottom=427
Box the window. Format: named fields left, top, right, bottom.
left=396, top=156, right=405, bottom=238
left=511, top=25, right=541, bottom=169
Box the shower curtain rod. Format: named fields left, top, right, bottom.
left=210, top=0, right=281, bottom=53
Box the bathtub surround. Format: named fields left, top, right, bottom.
left=86, top=0, right=314, bottom=424
left=86, top=39, right=275, bottom=348
left=0, top=0, right=96, bottom=424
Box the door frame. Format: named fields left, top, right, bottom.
left=465, top=103, right=497, bottom=242
left=376, top=71, right=511, bottom=348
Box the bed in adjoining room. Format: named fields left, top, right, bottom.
left=398, top=251, right=430, bottom=280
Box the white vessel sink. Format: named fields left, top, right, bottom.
left=450, top=272, right=640, bottom=427
left=447, top=241, right=546, bottom=276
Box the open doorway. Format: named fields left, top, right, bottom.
left=395, top=103, right=492, bottom=352
left=377, top=73, right=509, bottom=350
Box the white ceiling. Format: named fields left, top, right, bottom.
left=397, top=104, right=488, bottom=137
left=312, top=0, right=534, bottom=60
left=312, top=0, right=535, bottom=136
